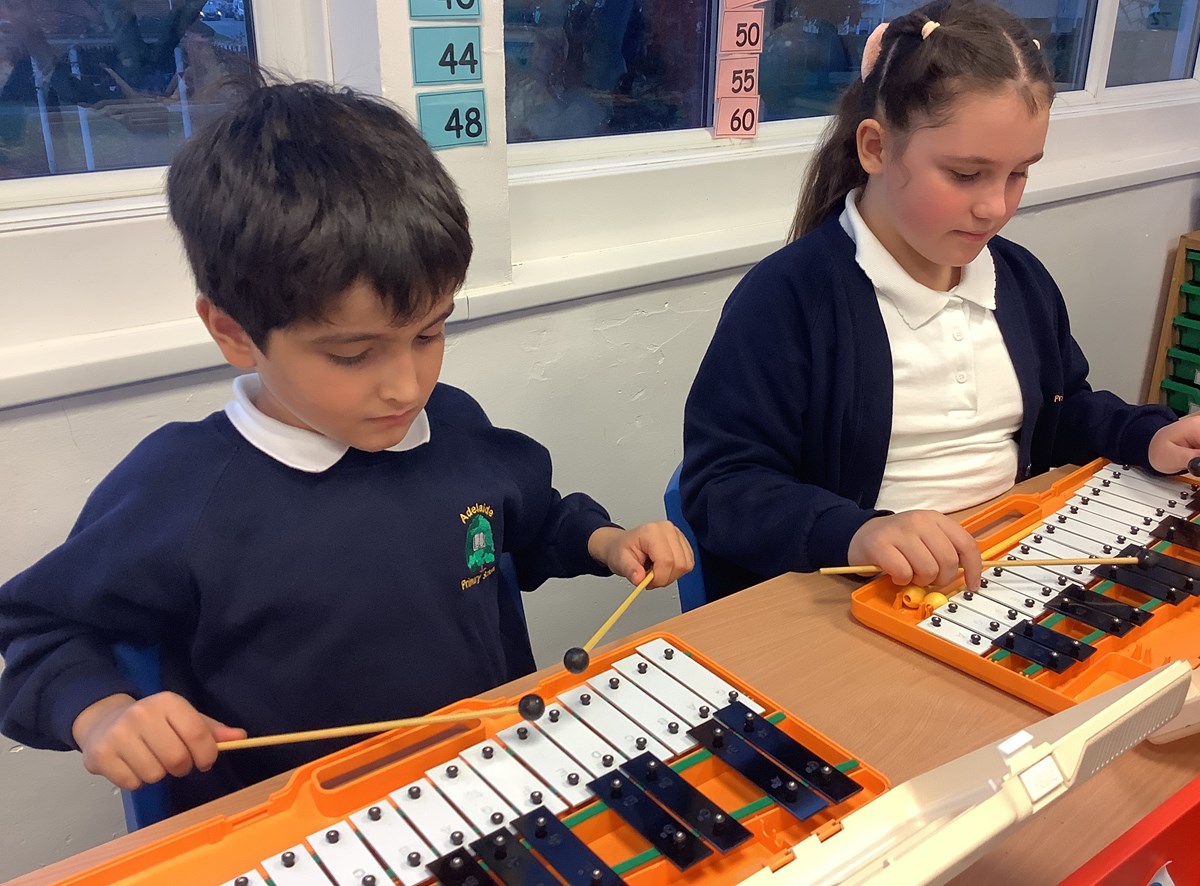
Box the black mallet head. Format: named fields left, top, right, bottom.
left=518, top=693, right=546, bottom=721
left=562, top=646, right=590, bottom=674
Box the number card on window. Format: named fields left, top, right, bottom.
left=418, top=89, right=488, bottom=149
left=412, top=26, right=482, bottom=85
left=715, top=56, right=759, bottom=99
left=714, top=97, right=759, bottom=138
left=718, top=10, right=764, bottom=54
left=713, top=1, right=763, bottom=138
left=409, top=0, right=480, bottom=19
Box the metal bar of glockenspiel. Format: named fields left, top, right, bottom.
left=822, top=556, right=1139, bottom=576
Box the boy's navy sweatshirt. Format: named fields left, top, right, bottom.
left=0, top=384, right=613, bottom=810
left=681, top=214, right=1176, bottom=599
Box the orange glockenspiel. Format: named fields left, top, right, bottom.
left=59, top=634, right=888, bottom=886
left=851, top=459, right=1200, bottom=738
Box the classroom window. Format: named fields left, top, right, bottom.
left=1107, top=0, right=1200, bottom=86
left=502, top=0, right=1096, bottom=142
left=503, top=0, right=713, bottom=142
left=0, top=0, right=256, bottom=181
left=758, top=0, right=1092, bottom=120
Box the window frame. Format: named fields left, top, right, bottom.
left=0, top=0, right=335, bottom=409
left=1098, top=0, right=1200, bottom=89
left=489, top=0, right=1200, bottom=309
left=0, top=0, right=333, bottom=215
left=1, top=0, right=1198, bottom=408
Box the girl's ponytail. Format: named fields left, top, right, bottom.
left=789, top=80, right=869, bottom=241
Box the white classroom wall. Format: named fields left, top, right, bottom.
left=1, top=174, right=1199, bottom=878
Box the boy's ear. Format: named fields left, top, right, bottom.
left=196, top=296, right=259, bottom=369
left=856, top=118, right=886, bottom=175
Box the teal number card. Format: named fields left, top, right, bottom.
left=409, top=0, right=480, bottom=19
left=412, top=26, right=482, bottom=85
left=417, top=90, right=488, bottom=149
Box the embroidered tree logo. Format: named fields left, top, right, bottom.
left=465, top=513, right=496, bottom=572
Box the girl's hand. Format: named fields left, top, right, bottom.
left=847, top=510, right=982, bottom=591
left=1148, top=416, right=1200, bottom=474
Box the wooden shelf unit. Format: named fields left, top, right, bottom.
left=1146, top=230, right=1200, bottom=407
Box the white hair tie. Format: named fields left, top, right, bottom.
left=921, top=20, right=941, bottom=39
left=1033, top=38, right=1041, bottom=49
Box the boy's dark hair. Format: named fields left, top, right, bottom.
left=167, top=79, right=472, bottom=348
left=790, top=0, right=1053, bottom=241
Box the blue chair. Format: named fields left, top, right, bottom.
left=111, top=641, right=172, bottom=831
left=664, top=462, right=707, bottom=611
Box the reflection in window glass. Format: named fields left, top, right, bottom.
left=0, top=0, right=255, bottom=181
left=502, top=0, right=1099, bottom=143
left=1107, top=0, right=1199, bottom=86
left=759, top=0, right=1092, bottom=122
left=503, top=0, right=711, bottom=143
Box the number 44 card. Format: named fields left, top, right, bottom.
left=412, top=26, right=482, bottom=85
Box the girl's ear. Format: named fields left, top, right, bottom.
left=856, top=118, right=886, bottom=175
left=196, top=296, right=259, bottom=370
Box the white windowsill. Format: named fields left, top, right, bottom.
left=2, top=88, right=1198, bottom=410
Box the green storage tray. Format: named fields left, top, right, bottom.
left=1167, top=347, right=1200, bottom=385
left=1161, top=378, right=1200, bottom=415
left=1174, top=314, right=1200, bottom=350
left=1184, top=282, right=1200, bottom=315
left=1188, top=249, right=1200, bottom=283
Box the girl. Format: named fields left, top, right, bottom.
left=680, top=0, right=1200, bottom=600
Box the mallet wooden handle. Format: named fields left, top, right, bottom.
left=217, top=704, right=521, bottom=751
left=583, top=571, right=656, bottom=653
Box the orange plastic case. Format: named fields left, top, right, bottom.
left=61, top=634, right=887, bottom=886
left=851, top=460, right=1200, bottom=713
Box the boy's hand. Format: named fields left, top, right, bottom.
left=1148, top=416, right=1200, bottom=474
left=588, top=522, right=695, bottom=589
left=847, top=511, right=982, bottom=591
left=71, top=692, right=246, bottom=791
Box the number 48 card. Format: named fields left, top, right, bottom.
left=417, top=89, right=488, bottom=149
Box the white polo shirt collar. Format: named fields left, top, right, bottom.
left=224, top=373, right=431, bottom=473
left=840, top=190, right=996, bottom=329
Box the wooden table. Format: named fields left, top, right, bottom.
left=13, top=471, right=1200, bottom=885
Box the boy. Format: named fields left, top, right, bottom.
left=0, top=80, right=693, bottom=811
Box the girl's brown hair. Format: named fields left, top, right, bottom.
left=789, top=0, right=1053, bottom=241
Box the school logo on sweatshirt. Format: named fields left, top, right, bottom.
left=461, top=503, right=496, bottom=588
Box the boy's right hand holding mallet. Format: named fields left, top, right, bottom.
left=72, top=692, right=245, bottom=790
